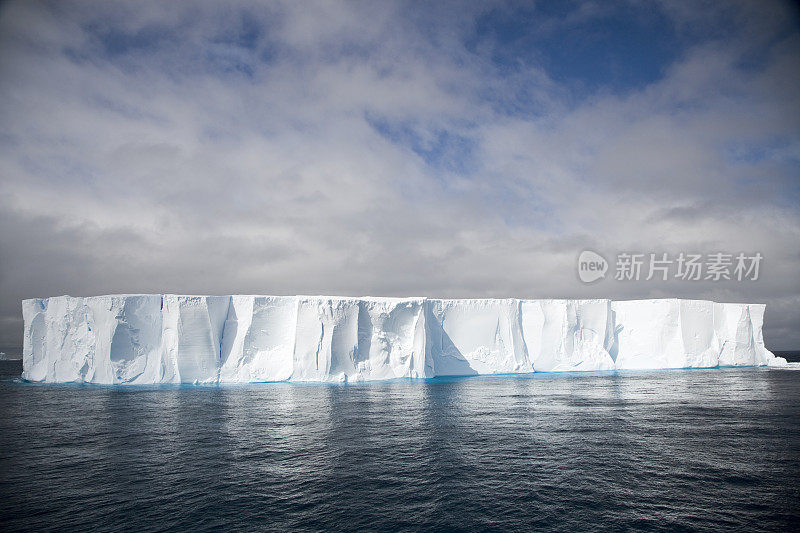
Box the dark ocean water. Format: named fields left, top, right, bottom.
left=1, top=367, right=799, bottom=532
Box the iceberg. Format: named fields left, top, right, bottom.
left=21, top=295, right=785, bottom=384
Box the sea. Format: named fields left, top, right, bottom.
left=0, top=360, right=798, bottom=532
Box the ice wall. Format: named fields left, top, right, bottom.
left=521, top=299, right=615, bottom=372
left=426, top=299, right=526, bottom=376
left=22, top=295, right=785, bottom=384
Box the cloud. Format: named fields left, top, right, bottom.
left=0, top=0, right=798, bottom=350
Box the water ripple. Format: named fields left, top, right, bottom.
left=1, top=368, right=799, bottom=531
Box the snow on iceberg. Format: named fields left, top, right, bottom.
left=21, top=295, right=782, bottom=384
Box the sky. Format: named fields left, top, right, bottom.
left=0, top=0, right=798, bottom=351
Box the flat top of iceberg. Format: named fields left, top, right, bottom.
left=22, top=294, right=766, bottom=306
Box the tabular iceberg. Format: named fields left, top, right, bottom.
left=21, top=295, right=787, bottom=384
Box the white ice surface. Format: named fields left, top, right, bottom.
left=22, top=295, right=782, bottom=383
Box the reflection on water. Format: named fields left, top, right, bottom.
left=1, top=368, right=799, bottom=531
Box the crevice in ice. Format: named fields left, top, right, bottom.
left=315, top=322, right=325, bottom=372
left=356, top=303, right=372, bottom=365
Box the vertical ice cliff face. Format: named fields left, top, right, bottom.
left=355, top=298, right=429, bottom=380
left=22, top=295, right=164, bottom=384
left=611, top=299, right=780, bottom=370
left=219, top=296, right=297, bottom=383
left=747, top=304, right=778, bottom=366
left=291, top=297, right=428, bottom=382
left=160, top=295, right=230, bottom=384
left=611, top=299, right=684, bottom=369
left=426, top=299, right=527, bottom=376
left=520, top=299, right=615, bottom=372
left=22, top=296, right=106, bottom=383
left=678, top=300, right=719, bottom=368
left=715, top=303, right=758, bottom=367
left=21, top=295, right=784, bottom=383
left=612, top=299, right=723, bottom=369
left=292, top=297, right=360, bottom=382
left=104, top=295, right=164, bottom=384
